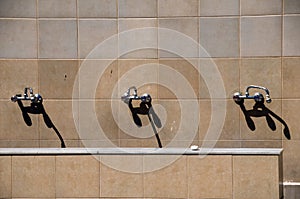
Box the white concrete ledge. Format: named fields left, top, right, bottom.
left=0, top=147, right=283, bottom=156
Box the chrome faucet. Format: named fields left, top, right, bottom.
left=233, top=85, right=271, bottom=104
left=121, top=86, right=151, bottom=104
left=11, top=87, right=43, bottom=104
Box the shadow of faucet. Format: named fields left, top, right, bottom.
left=128, top=98, right=162, bottom=148
left=16, top=100, right=66, bottom=148
left=238, top=101, right=291, bottom=140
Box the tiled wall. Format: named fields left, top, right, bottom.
left=0, top=154, right=282, bottom=199
left=0, top=0, right=299, bottom=182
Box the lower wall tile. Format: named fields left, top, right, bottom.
left=55, top=155, right=100, bottom=198
left=0, top=156, right=11, bottom=198
left=188, top=155, right=232, bottom=198
left=12, top=156, right=55, bottom=198
left=233, top=155, right=279, bottom=199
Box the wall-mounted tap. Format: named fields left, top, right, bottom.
left=233, top=85, right=271, bottom=104
left=121, top=86, right=151, bottom=104
left=11, top=87, right=43, bottom=104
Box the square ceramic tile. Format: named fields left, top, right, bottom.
left=240, top=58, right=282, bottom=99
left=158, top=59, right=199, bottom=99
left=159, top=18, right=198, bottom=58
left=0, top=0, right=36, bottom=17
left=200, top=17, right=239, bottom=58
left=284, top=0, right=300, bottom=14
left=241, top=16, right=281, bottom=57
left=12, top=156, right=55, bottom=198
left=39, top=20, right=77, bottom=58
left=200, top=0, right=239, bottom=16
left=283, top=58, right=300, bottom=98
left=284, top=16, right=300, bottom=56
left=78, top=0, right=117, bottom=18
left=0, top=156, right=11, bottom=198
left=100, top=155, right=143, bottom=197
left=159, top=0, right=198, bottom=17
left=0, top=20, right=37, bottom=58
left=79, top=19, right=117, bottom=59
left=233, top=155, right=280, bottom=198
left=119, top=0, right=157, bottom=17
left=0, top=60, right=38, bottom=99
left=188, top=155, right=232, bottom=198
left=283, top=140, right=300, bottom=181
left=56, top=156, right=100, bottom=197
left=144, top=156, right=187, bottom=198
left=199, top=58, right=240, bottom=99
left=241, top=0, right=282, bottom=15
left=38, top=0, right=76, bottom=17
left=39, top=60, right=79, bottom=99
left=282, top=99, right=300, bottom=140
left=119, top=18, right=158, bottom=58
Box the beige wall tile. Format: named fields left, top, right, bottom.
left=119, top=18, right=158, bottom=59
left=282, top=99, right=300, bottom=140
left=100, top=155, right=143, bottom=197
left=283, top=58, right=300, bottom=98
left=0, top=0, right=36, bottom=17
left=118, top=59, right=158, bottom=99
left=240, top=58, right=282, bottom=99
left=38, top=0, right=76, bottom=18
left=144, top=156, right=187, bottom=198
left=0, top=140, right=39, bottom=147
left=241, top=0, right=282, bottom=15
left=200, top=0, right=239, bottom=16
left=284, top=16, right=300, bottom=56
left=240, top=100, right=283, bottom=140
left=39, top=60, right=79, bottom=99
left=119, top=0, right=157, bottom=17
left=200, top=17, right=239, bottom=58
left=95, top=100, right=119, bottom=141
left=241, top=16, right=281, bottom=56
left=233, top=155, right=280, bottom=199
left=159, top=59, right=199, bottom=99
left=241, top=140, right=282, bottom=148
left=39, top=100, right=78, bottom=142
left=199, top=100, right=240, bottom=141
left=159, top=18, right=198, bottom=58
left=199, top=58, right=239, bottom=99
left=12, top=156, right=55, bottom=198
left=156, top=100, right=198, bottom=147
left=0, top=156, right=11, bottom=198
left=159, top=0, right=198, bottom=17
left=79, top=19, right=117, bottom=59
left=40, top=140, right=79, bottom=147
left=39, top=20, right=77, bottom=59
left=188, top=155, right=232, bottom=198
left=0, top=20, right=37, bottom=58
left=56, top=156, right=100, bottom=197
left=283, top=140, right=300, bottom=181
left=0, top=101, right=39, bottom=140
left=0, top=60, right=38, bottom=99
left=284, top=0, right=300, bottom=14
left=78, top=0, right=117, bottom=18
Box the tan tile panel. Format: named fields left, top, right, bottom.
left=284, top=16, right=300, bottom=56
left=200, top=0, right=239, bottom=16
left=56, top=155, right=100, bottom=197
left=0, top=156, right=11, bottom=198
left=241, top=16, right=282, bottom=57
left=283, top=58, right=300, bottom=99
left=159, top=0, right=198, bottom=17
left=241, top=0, right=282, bottom=15
left=0, top=20, right=37, bottom=58
left=144, top=156, right=187, bottom=198
left=12, top=156, right=55, bottom=198
left=100, top=155, right=143, bottom=197
left=233, top=155, right=280, bottom=199
left=78, top=0, right=117, bottom=18
left=119, top=0, right=157, bottom=18
left=283, top=140, right=300, bottom=182
left=38, top=0, right=76, bottom=18
left=0, top=0, right=36, bottom=18
left=188, top=155, right=232, bottom=198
